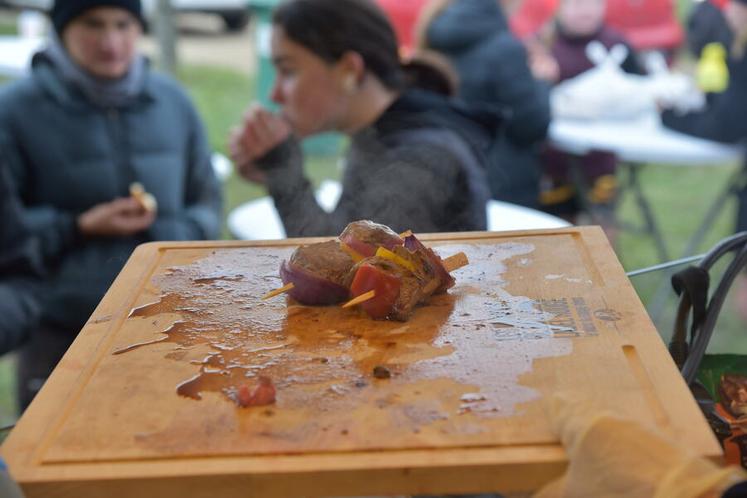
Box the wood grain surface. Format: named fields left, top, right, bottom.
left=1, top=227, right=721, bottom=497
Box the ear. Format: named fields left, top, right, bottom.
left=336, top=51, right=366, bottom=87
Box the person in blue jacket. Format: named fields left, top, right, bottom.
left=0, top=0, right=223, bottom=410
left=419, top=0, right=552, bottom=209
left=0, top=150, right=42, bottom=357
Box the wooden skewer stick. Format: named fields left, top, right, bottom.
left=443, top=252, right=469, bottom=273
left=262, top=283, right=295, bottom=300
left=342, top=290, right=376, bottom=308
left=399, top=230, right=413, bottom=238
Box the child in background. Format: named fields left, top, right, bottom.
left=533, top=0, right=644, bottom=240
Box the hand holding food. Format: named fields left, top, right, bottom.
left=129, top=182, right=158, bottom=213
left=77, top=197, right=156, bottom=237
left=230, top=104, right=292, bottom=183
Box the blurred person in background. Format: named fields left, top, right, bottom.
left=531, top=0, right=645, bottom=241
left=230, top=0, right=500, bottom=236
left=0, top=147, right=42, bottom=358
left=0, top=156, right=41, bottom=498
left=687, top=0, right=733, bottom=62
left=686, top=0, right=733, bottom=99
left=0, top=0, right=223, bottom=411
left=508, top=0, right=559, bottom=40
left=417, top=0, right=552, bottom=209
left=661, top=0, right=747, bottom=320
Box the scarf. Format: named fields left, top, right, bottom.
left=40, top=32, right=147, bottom=109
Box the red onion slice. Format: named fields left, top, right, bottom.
left=279, top=260, right=350, bottom=305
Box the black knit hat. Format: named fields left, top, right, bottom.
left=50, top=0, right=144, bottom=34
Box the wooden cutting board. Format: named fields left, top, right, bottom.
left=2, top=227, right=721, bottom=497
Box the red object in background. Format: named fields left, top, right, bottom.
left=509, top=0, right=559, bottom=39
left=375, top=0, right=430, bottom=56
left=605, top=0, right=683, bottom=51
left=509, top=0, right=683, bottom=52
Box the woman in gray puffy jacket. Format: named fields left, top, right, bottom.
left=0, top=0, right=223, bottom=410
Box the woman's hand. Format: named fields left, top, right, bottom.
left=229, top=104, right=291, bottom=184
left=77, top=197, right=156, bottom=237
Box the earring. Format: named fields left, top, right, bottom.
left=343, top=75, right=356, bottom=93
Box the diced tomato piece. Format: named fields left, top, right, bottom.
left=349, top=264, right=401, bottom=319
left=237, top=376, right=276, bottom=407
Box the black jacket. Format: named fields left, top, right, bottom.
left=0, top=158, right=41, bottom=355
left=0, top=156, right=43, bottom=277
left=426, top=0, right=551, bottom=207
left=686, top=0, right=733, bottom=59
left=662, top=51, right=747, bottom=145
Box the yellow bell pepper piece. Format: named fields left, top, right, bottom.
left=375, top=246, right=416, bottom=273
left=339, top=242, right=365, bottom=262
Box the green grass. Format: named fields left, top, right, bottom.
left=0, top=20, right=16, bottom=36
left=616, top=160, right=747, bottom=356
left=617, top=162, right=739, bottom=280
left=0, top=357, right=16, bottom=436
left=176, top=64, right=264, bottom=235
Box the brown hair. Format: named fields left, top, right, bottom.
left=273, top=0, right=405, bottom=90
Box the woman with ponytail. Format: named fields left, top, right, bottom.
left=230, top=0, right=501, bottom=236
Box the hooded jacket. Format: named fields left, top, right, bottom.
left=0, top=158, right=42, bottom=355
left=0, top=54, right=222, bottom=331
left=425, top=0, right=551, bottom=207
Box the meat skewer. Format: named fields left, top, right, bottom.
left=264, top=220, right=405, bottom=303
left=261, top=283, right=295, bottom=300
left=279, top=240, right=353, bottom=305
left=342, top=290, right=376, bottom=308
left=263, top=220, right=467, bottom=321
left=341, top=250, right=469, bottom=309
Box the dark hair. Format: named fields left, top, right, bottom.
left=403, top=50, right=459, bottom=96
left=273, top=0, right=405, bottom=90
left=50, top=0, right=145, bottom=34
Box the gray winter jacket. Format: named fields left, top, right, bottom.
left=257, top=89, right=493, bottom=237
left=0, top=55, right=222, bottom=330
